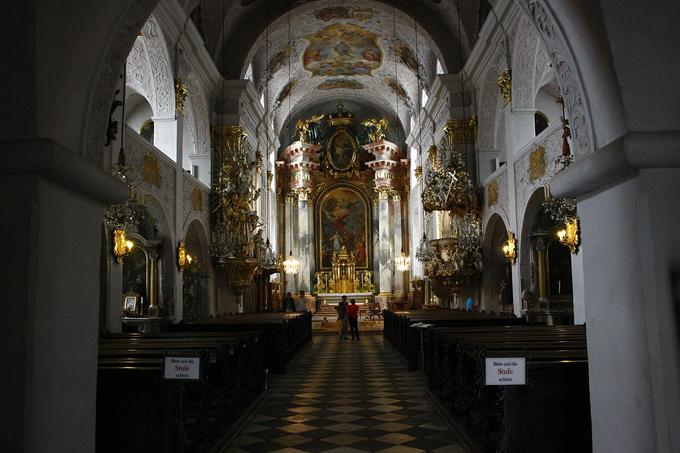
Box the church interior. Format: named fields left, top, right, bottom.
left=2, top=0, right=680, bottom=452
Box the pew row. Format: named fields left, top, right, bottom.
left=168, top=312, right=312, bottom=374
left=96, top=331, right=265, bottom=453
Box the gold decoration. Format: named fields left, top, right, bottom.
left=427, top=145, right=441, bottom=172
left=487, top=180, right=499, bottom=206
left=444, top=116, right=478, bottom=145
left=327, top=101, right=355, bottom=127
left=266, top=171, right=273, bottom=190
left=361, top=117, right=389, bottom=142
left=177, top=239, right=194, bottom=270
left=293, top=187, right=312, bottom=202
left=254, top=150, right=263, bottom=173
left=414, top=165, right=423, bottom=184
left=142, top=152, right=161, bottom=187
left=496, top=68, right=512, bottom=106
left=191, top=186, right=203, bottom=212
left=113, top=228, right=134, bottom=263
left=295, top=114, right=325, bottom=143
left=557, top=216, right=580, bottom=254
left=529, top=146, right=547, bottom=181
left=175, top=78, right=189, bottom=114
left=502, top=231, right=517, bottom=264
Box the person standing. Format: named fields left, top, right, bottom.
left=283, top=292, right=295, bottom=312
left=346, top=299, right=360, bottom=341
left=337, top=295, right=349, bottom=339
left=295, top=290, right=308, bottom=312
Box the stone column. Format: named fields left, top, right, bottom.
left=376, top=189, right=394, bottom=303
left=365, top=140, right=403, bottom=307
left=284, top=192, right=296, bottom=293
left=0, top=140, right=128, bottom=452
left=281, top=141, right=320, bottom=294
left=392, top=192, right=405, bottom=296
left=295, top=187, right=312, bottom=292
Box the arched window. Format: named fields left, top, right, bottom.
left=421, top=88, right=429, bottom=108
left=140, top=119, right=154, bottom=143
left=436, top=59, right=444, bottom=75
left=534, top=111, right=549, bottom=136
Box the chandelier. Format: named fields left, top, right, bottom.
left=105, top=149, right=145, bottom=262
left=416, top=234, right=434, bottom=263
left=395, top=252, right=411, bottom=272
left=259, top=238, right=280, bottom=270
left=283, top=251, right=299, bottom=275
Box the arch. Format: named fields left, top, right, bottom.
left=511, top=16, right=540, bottom=110
left=482, top=213, right=513, bottom=314
left=138, top=192, right=176, bottom=316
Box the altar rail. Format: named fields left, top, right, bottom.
left=96, top=331, right=265, bottom=453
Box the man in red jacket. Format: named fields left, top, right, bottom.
left=346, top=299, right=360, bottom=341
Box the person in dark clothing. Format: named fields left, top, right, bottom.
left=283, top=292, right=295, bottom=312
left=337, top=295, right=349, bottom=339
left=346, top=299, right=360, bottom=341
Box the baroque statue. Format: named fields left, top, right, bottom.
left=296, top=114, right=325, bottom=144
left=361, top=117, right=389, bottom=143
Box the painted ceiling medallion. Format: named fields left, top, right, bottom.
left=314, top=6, right=376, bottom=22
left=303, top=24, right=383, bottom=77
left=317, top=79, right=366, bottom=90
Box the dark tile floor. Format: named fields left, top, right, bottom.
left=225, top=334, right=468, bottom=453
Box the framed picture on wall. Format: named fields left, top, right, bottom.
left=122, top=295, right=138, bottom=316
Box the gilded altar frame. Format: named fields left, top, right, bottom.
left=315, top=184, right=372, bottom=272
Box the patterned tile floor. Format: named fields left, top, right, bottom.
left=225, top=334, right=468, bottom=453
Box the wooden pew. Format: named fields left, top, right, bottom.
left=425, top=325, right=590, bottom=453
left=168, top=312, right=312, bottom=374
left=96, top=331, right=265, bottom=453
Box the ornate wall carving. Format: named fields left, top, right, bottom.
left=84, top=0, right=157, bottom=164
left=141, top=15, right=175, bottom=118
left=518, top=0, right=594, bottom=156
left=512, top=18, right=539, bottom=110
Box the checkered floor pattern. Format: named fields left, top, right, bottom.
left=225, top=334, right=468, bottom=453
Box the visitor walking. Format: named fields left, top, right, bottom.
left=346, top=299, right=360, bottom=341
left=337, top=295, right=349, bottom=339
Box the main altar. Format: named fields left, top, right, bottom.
left=278, top=102, right=409, bottom=307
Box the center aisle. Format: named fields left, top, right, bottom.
left=226, top=334, right=468, bottom=453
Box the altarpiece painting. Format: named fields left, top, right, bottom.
left=317, top=186, right=371, bottom=270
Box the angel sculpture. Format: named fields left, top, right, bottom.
left=361, top=117, right=389, bottom=143
left=295, top=114, right=325, bottom=143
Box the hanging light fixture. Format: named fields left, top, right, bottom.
left=105, top=66, right=145, bottom=262
left=502, top=231, right=517, bottom=264
left=113, top=228, right=134, bottom=262
left=283, top=250, right=299, bottom=275
left=557, top=217, right=580, bottom=254
left=395, top=251, right=411, bottom=272
left=177, top=239, right=194, bottom=270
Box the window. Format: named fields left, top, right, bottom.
left=534, top=112, right=549, bottom=136
left=421, top=88, right=429, bottom=108
left=436, top=59, right=444, bottom=75
left=140, top=119, right=154, bottom=143
left=244, top=62, right=253, bottom=83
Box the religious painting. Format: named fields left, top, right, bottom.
left=529, top=145, right=547, bottom=181
left=317, top=186, right=370, bottom=269
left=303, top=24, right=383, bottom=77
left=317, top=79, right=365, bottom=90
left=314, top=6, right=376, bottom=22
left=143, top=152, right=161, bottom=187
left=327, top=129, right=357, bottom=171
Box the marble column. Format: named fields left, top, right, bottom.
left=284, top=192, right=296, bottom=293
left=296, top=188, right=312, bottom=292
left=377, top=189, right=393, bottom=299
left=392, top=192, right=404, bottom=296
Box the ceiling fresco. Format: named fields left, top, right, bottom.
left=192, top=0, right=490, bottom=137
left=302, top=24, right=382, bottom=77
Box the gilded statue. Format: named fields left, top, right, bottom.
left=361, top=117, right=389, bottom=143
left=295, top=114, right=325, bottom=143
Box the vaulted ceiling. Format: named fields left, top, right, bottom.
left=191, top=0, right=490, bottom=138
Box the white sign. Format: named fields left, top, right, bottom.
left=164, top=356, right=200, bottom=380
left=485, top=357, right=526, bottom=385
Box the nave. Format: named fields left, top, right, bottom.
left=227, top=334, right=467, bottom=453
